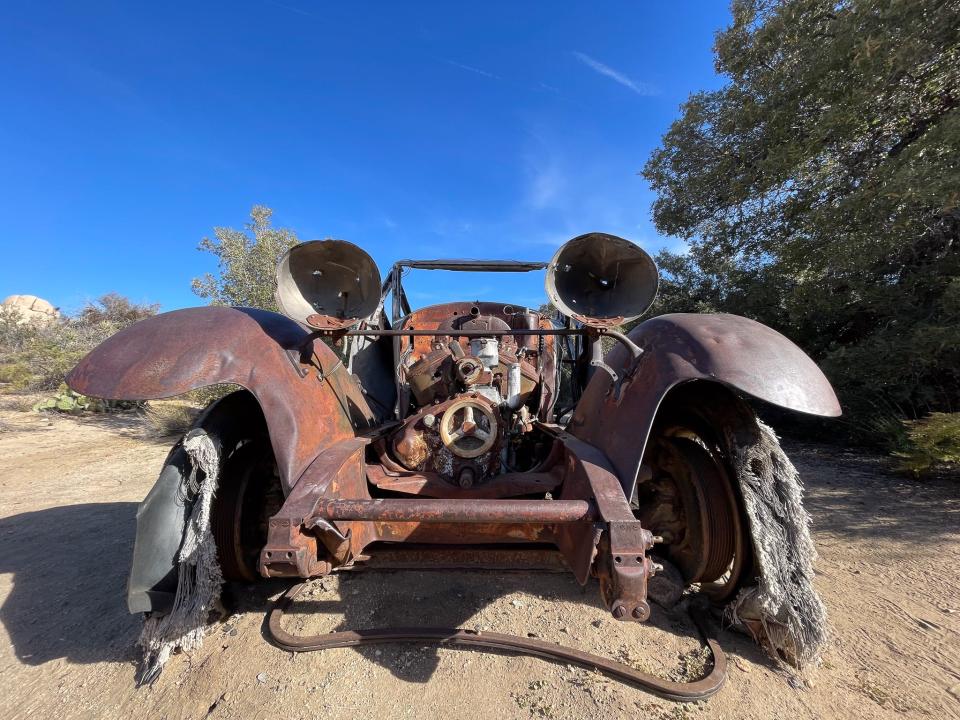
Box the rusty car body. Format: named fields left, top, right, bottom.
left=68, top=232, right=840, bottom=683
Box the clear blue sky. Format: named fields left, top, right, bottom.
left=0, top=1, right=730, bottom=314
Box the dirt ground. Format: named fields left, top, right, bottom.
left=0, top=399, right=958, bottom=720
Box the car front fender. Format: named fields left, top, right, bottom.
left=569, top=313, right=840, bottom=493
left=66, top=305, right=372, bottom=492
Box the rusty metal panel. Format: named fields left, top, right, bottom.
left=66, top=306, right=369, bottom=492
left=569, top=312, right=841, bottom=496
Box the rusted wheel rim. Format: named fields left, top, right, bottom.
left=697, top=442, right=751, bottom=602
left=637, top=432, right=751, bottom=601
left=211, top=440, right=281, bottom=582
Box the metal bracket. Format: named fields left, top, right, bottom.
left=260, top=517, right=331, bottom=578
left=305, top=516, right=353, bottom=564
left=284, top=347, right=310, bottom=378
left=597, top=521, right=654, bottom=621
left=549, top=431, right=655, bottom=621
left=590, top=358, right=619, bottom=384
left=259, top=438, right=369, bottom=578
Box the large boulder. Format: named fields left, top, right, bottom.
left=2, top=295, right=60, bottom=325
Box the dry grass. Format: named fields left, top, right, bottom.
left=143, top=400, right=200, bottom=438
left=3, top=395, right=37, bottom=413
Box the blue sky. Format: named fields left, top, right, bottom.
left=0, top=1, right=730, bottom=313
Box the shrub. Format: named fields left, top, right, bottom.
left=895, top=412, right=960, bottom=477
left=191, top=205, right=298, bottom=311
left=0, top=361, right=34, bottom=391
left=0, top=294, right=158, bottom=394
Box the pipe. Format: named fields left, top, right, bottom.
left=316, top=498, right=597, bottom=523
left=506, top=362, right=523, bottom=410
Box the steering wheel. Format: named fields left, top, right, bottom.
left=439, top=398, right=498, bottom=458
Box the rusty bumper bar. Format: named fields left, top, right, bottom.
left=316, top=498, right=597, bottom=523
left=262, top=433, right=655, bottom=626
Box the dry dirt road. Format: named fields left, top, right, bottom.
left=1, top=401, right=958, bottom=720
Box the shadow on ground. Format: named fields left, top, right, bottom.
left=785, top=442, right=960, bottom=543
left=0, top=502, right=142, bottom=666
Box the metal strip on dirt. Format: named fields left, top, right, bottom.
left=267, top=583, right=727, bottom=703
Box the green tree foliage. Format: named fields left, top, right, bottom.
left=192, top=205, right=299, bottom=311
left=643, top=0, right=960, bottom=444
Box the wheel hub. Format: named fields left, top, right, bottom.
left=635, top=434, right=750, bottom=600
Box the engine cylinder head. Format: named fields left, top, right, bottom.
left=545, top=232, right=658, bottom=326
left=276, top=239, right=382, bottom=329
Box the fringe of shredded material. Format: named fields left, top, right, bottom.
left=724, top=420, right=828, bottom=669
left=137, top=430, right=224, bottom=684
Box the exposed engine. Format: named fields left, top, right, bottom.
left=387, top=305, right=555, bottom=488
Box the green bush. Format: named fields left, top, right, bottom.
left=895, top=413, right=960, bottom=477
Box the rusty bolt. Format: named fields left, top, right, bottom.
left=612, top=603, right=627, bottom=620
left=423, top=413, right=436, bottom=428
left=632, top=602, right=651, bottom=621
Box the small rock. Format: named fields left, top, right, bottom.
left=511, top=599, right=524, bottom=608
left=256, top=672, right=268, bottom=684
left=560, top=626, right=570, bottom=634
left=591, top=619, right=603, bottom=628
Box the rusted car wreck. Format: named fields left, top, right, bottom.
left=68, top=232, right=839, bottom=698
